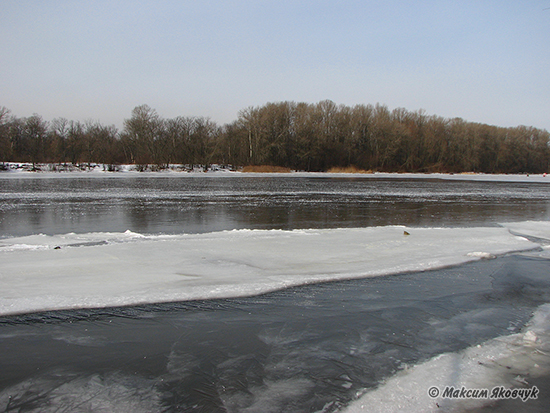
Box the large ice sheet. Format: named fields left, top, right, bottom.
left=0, top=225, right=537, bottom=316
left=341, top=303, right=550, bottom=412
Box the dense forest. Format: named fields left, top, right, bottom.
left=1, top=101, right=549, bottom=173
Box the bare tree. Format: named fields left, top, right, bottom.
left=0, top=107, right=12, bottom=166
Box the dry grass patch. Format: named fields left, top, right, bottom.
left=240, top=165, right=292, bottom=173
left=327, top=166, right=373, bottom=174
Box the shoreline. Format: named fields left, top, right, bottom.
left=1, top=162, right=549, bottom=183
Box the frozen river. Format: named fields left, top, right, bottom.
left=1, top=172, right=550, bottom=412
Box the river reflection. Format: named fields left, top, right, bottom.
left=1, top=174, right=549, bottom=237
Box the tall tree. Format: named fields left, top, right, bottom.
left=122, top=105, right=163, bottom=167
left=0, top=107, right=12, bottom=166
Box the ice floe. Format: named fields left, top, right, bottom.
left=0, top=225, right=538, bottom=316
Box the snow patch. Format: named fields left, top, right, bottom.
left=466, top=252, right=495, bottom=259
left=500, top=221, right=550, bottom=243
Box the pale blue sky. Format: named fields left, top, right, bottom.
left=1, top=0, right=549, bottom=131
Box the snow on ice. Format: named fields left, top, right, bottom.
left=0, top=224, right=540, bottom=316
left=341, top=303, right=550, bottom=413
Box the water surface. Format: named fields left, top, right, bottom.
left=1, top=174, right=549, bottom=237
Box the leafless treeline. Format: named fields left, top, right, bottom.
left=1, top=101, right=549, bottom=173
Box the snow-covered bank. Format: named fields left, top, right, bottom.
left=0, top=225, right=538, bottom=316
left=341, top=303, right=550, bottom=413
left=1, top=162, right=550, bottom=183
left=0, top=162, right=235, bottom=175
